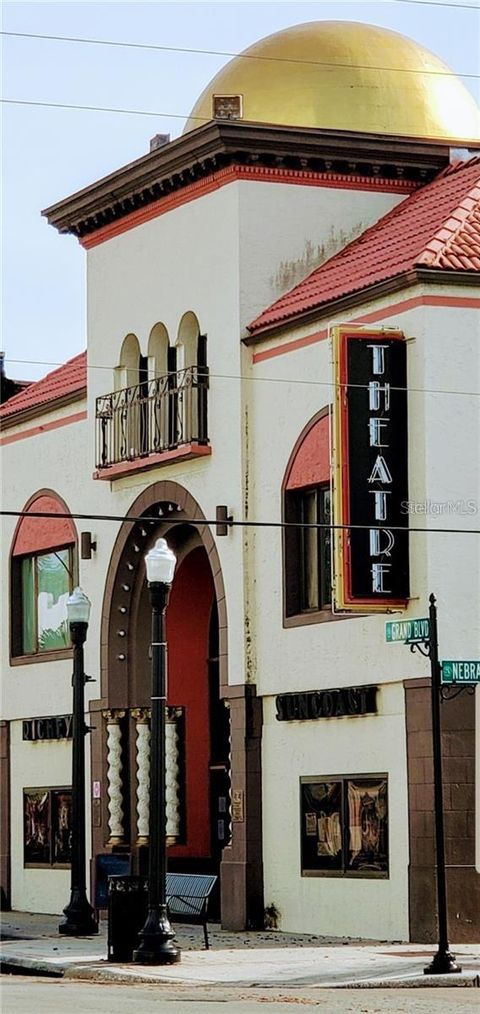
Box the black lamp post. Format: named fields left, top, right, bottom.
left=424, top=594, right=460, bottom=975
left=133, top=538, right=180, bottom=965
left=59, top=587, right=98, bottom=936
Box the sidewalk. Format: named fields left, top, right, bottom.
left=1, top=911, right=479, bottom=989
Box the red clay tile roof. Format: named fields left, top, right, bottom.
left=0, top=351, right=87, bottom=420
left=248, top=156, right=480, bottom=335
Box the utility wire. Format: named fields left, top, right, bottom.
left=391, top=0, right=479, bottom=8
left=1, top=510, right=478, bottom=536
left=5, top=78, right=480, bottom=119
left=3, top=356, right=480, bottom=400
left=1, top=97, right=204, bottom=122
left=2, top=29, right=479, bottom=79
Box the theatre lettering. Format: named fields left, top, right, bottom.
left=333, top=327, right=409, bottom=610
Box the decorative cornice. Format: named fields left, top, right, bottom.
left=80, top=164, right=420, bottom=250
left=42, top=120, right=455, bottom=242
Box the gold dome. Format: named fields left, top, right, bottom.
left=184, top=21, right=480, bottom=141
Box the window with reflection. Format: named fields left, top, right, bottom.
left=300, top=775, right=388, bottom=876
left=283, top=409, right=332, bottom=620
left=24, top=788, right=72, bottom=867
left=11, top=494, right=77, bottom=660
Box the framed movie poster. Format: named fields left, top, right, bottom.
left=24, top=787, right=72, bottom=867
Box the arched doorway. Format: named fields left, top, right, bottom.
left=90, top=483, right=232, bottom=918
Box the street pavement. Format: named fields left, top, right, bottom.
left=1, top=910, right=479, bottom=989
left=4, top=978, right=480, bottom=1014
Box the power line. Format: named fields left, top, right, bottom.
left=2, top=29, right=479, bottom=80
left=1, top=509, right=478, bottom=536
left=391, top=0, right=479, bottom=8
left=3, top=356, right=480, bottom=400
left=1, top=97, right=205, bottom=123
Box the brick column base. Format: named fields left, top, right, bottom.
left=405, top=677, right=479, bottom=943
left=220, top=685, right=264, bottom=930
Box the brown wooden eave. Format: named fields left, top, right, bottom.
left=0, top=390, right=87, bottom=430
left=244, top=268, right=480, bottom=344
left=42, top=121, right=459, bottom=240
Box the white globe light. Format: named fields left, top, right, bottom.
left=66, top=586, right=91, bottom=625
left=145, top=538, right=177, bottom=585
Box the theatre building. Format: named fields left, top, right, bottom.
left=1, top=21, right=479, bottom=941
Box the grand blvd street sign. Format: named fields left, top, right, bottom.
left=441, top=660, right=480, bottom=684
left=385, top=618, right=430, bottom=644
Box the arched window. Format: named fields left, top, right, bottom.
left=147, top=323, right=169, bottom=380
left=11, top=492, right=77, bottom=659
left=176, top=312, right=208, bottom=446
left=115, top=333, right=141, bottom=391
left=283, top=408, right=332, bottom=622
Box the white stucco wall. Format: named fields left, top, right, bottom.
left=251, top=284, right=478, bottom=939
left=3, top=164, right=478, bottom=932
left=262, top=682, right=410, bottom=939
left=1, top=403, right=95, bottom=914
left=1, top=406, right=90, bottom=721
left=420, top=301, right=480, bottom=660
left=9, top=721, right=72, bottom=914
left=247, top=288, right=480, bottom=698
left=237, top=179, right=405, bottom=329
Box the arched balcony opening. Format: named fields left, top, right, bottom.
left=95, top=318, right=209, bottom=478
left=174, top=312, right=208, bottom=449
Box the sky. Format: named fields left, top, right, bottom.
left=2, top=0, right=480, bottom=381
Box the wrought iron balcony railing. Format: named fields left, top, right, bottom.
left=95, top=365, right=208, bottom=470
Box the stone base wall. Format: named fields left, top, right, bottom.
left=405, top=677, right=479, bottom=943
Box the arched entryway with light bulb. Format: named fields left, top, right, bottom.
left=89, top=481, right=263, bottom=931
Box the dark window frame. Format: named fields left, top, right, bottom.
left=11, top=543, right=76, bottom=662
left=300, top=774, right=389, bottom=879
left=283, top=407, right=338, bottom=627
left=288, top=483, right=332, bottom=615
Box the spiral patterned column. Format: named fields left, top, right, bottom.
left=165, top=707, right=182, bottom=844
left=131, top=708, right=151, bottom=844
left=103, top=709, right=125, bottom=845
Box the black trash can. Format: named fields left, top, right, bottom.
left=107, top=874, right=148, bottom=962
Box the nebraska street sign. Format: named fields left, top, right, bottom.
left=441, top=660, right=480, bottom=684
left=385, top=618, right=430, bottom=644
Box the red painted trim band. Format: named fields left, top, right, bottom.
left=252, top=295, right=480, bottom=363
left=0, top=410, right=87, bottom=446
left=81, top=165, right=419, bottom=249
left=93, top=443, right=211, bottom=480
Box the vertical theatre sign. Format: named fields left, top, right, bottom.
left=332, top=326, right=409, bottom=611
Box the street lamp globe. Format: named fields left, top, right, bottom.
left=145, top=538, right=176, bottom=586
left=66, top=587, right=91, bottom=625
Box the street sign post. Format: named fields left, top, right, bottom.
left=385, top=618, right=430, bottom=644
left=441, top=660, right=480, bottom=684
left=385, top=598, right=477, bottom=973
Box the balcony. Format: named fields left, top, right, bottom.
left=94, top=365, right=210, bottom=480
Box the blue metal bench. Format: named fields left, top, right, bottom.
left=166, top=872, right=218, bottom=950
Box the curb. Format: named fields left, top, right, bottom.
left=324, top=975, right=480, bottom=989
left=2, top=954, right=479, bottom=989
left=1, top=956, right=65, bottom=978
